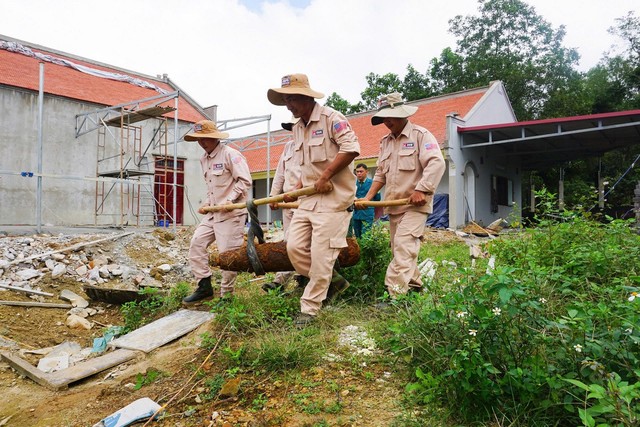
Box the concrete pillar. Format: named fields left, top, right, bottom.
left=558, top=180, right=564, bottom=211
left=634, top=181, right=640, bottom=232
left=530, top=184, right=535, bottom=213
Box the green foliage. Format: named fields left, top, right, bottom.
left=120, top=282, right=190, bottom=333
left=324, top=92, right=363, bottom=115
left=133, top=368, right=166, bottom=390
left=237, top=330, right=323, bottom=372
left=201, top=374, right=226, bottom=401
left=383, top=204, right=640, bottom=425
left=342, top=221, right=392, bottom=302
left=211, top=281, right=299, bottom=333
left=360, top=72, right=404, bottom=110
left=443, top=0, right=581, bottom=120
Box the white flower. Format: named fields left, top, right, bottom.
left=468, top=329, right=477, bottom=336
left=539, top=297, right=547, bottom=304
left=492, top=307, right=502, bottom=316
left=574, top=344, right=583, bottom=353
left=626, top=328, right=633, bottom=334
left=629, top=292, right=638, bottom=302
left=456, top=311, right=468, bottom=318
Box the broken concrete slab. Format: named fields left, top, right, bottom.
left=110, top=309, right=214, bottom=353
left=60, top=289, right=89, bottom=308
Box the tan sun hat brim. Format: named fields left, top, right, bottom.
left=371, top=104, right=419, bottom=126
left=184, top=130, right=229, bottom=141
left=267, top=87, right=325, bottom=106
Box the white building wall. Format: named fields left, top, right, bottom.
left=0, top=87, right=203, bottom=226
left=445, top=82, right=521, bottom=228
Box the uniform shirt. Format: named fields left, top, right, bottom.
left=352, top=177, right=380, bottom=221
left=373, top=121, right=446, bottom=215
left=201, top=142, right=252, bottom=222
left=269, top=140, right=300, bottom=196
left=292, top=103, right=360, bottom=212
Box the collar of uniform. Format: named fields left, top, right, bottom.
left=399, top=120, right=413, bottom=138
left=305, top=102, right=322, bottom=125
left=206, top=141, right=224, bottom=158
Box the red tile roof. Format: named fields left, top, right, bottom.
left=0, top=39, right=206, bottom=123
left=241, top=87, right=488, bottom=173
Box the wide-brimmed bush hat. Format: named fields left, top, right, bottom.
left=371, top=92, right=418, bottom=126
left=268, top=74, right=324, bottom=106
left=184, top=120, right=229, bottom=141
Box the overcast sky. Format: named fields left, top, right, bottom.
left=1, top=0, right=636, bottom=136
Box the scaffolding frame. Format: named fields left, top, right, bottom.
left=76, top=92, right=184, bottom=227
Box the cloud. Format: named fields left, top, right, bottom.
left=1, top=0, right=637, bottom=137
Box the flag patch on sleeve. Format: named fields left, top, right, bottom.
left=333, top=121, right=349, bottom=133
left=232, top=156, right=243, bottom=164
left=424, top=143, right=438, bottom=150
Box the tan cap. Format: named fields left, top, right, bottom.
left=371, top=92, right=418, bottom=126
left=267, top=74, right=324, bottom=106
left=184, top=120, right=229, bottom=141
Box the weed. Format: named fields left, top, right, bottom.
left=120, top=282, right=190, bottom=333
left=133, top=368, right=165, bottom=390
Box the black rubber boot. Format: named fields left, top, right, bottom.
left=326, top=269, right=350, bottom=303
left=182, top=276, right=214, bottom=304
left=295, top=275, right=310, bottom=288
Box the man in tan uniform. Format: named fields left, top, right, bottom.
left=182, top=120, right=252, bottom=304
left=267, top=74, right=360, bottom=327
left=264, top=118, right=301, bottom=292
left=356, top=93, right=445, bottom=302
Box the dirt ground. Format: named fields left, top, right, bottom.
left=0, top=226, right=466, bottom=427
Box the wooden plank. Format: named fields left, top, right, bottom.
left=110, top=309, right=214, bottom=353
left=0, top=351, right=53, bottom=389
left=47, top=349, right=140, bottom=389
left=0, top=284, right=54, bottom=297
left=1, top=349, right=140, bottom=390
left=0, top=301, right=72, bottom=309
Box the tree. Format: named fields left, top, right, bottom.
left=402, top=64, right=433, bottom=101
left=432, top=0, right=580, bottom=120
left=324, top=92, right=364, bottom=115
left=359, top=72, right=403, bottom=111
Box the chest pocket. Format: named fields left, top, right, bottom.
left=308, top=137, right=328, bottom=163
left=377, top=150, right=391, bottom=174
left=209, top=167, right=227, bottom=186
left=398, top=148, right=417, bottom=171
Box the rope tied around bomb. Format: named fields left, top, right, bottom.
left=245, top=200, right=265, bottom=276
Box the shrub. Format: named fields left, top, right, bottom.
left=342, top=221, right=392, bottom=302
left=384, top=206, right=640, bottom=425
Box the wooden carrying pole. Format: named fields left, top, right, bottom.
left=202, top=186, right=318, bottom=213
left=274, top=198, right=410, bottom=210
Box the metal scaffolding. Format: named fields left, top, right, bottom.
left=75, top=92, right=183, bottom=227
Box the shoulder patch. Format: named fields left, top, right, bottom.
left=333, top=120, right=349, bottom=133
left=424, top=142, right=438, bottom=150
left=231, top=156, right=243, bottom=164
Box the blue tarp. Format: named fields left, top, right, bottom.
left=426, top=193, right=449, bottom=229
left=379, top=193, right=449, bottom=229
